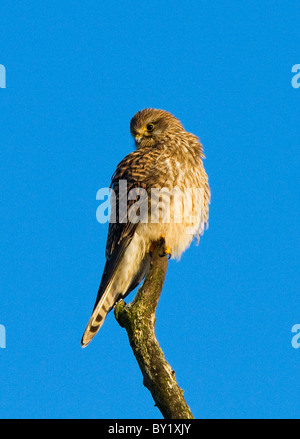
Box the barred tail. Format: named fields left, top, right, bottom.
left=81, top=283, right=121, bottom=347
left=81, top=237, right=151, bottom=347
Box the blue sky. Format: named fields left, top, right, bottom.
left=1, top=1, right=299, bottom=419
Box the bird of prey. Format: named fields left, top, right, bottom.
left=81, top=108, right=210, bottom=347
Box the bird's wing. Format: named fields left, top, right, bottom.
left=105, top=147, right=164, bottom=256
left=81, top=147, right=162, bottom=347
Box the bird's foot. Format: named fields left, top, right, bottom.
left=159, top=246, right=172, bottom=259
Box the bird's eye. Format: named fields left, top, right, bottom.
left=146, top=123, right=155, bottom=132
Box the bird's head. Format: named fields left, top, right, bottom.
left=130, top=108, right=184, bottom=148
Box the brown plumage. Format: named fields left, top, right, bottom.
left=81, top=108, right=210, bottom=347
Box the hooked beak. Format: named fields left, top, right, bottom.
left=134, top=126, right=148, bottom=141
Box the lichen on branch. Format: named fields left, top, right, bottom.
left=114, top=238, right=194, bottom=419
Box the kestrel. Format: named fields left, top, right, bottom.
left=81, top=108, right=210, bottom=347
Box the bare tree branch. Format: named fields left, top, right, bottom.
left=114, top=238, right=194, bottom=419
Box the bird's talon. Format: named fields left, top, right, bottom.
left=159, top=246, right=172, bottom=259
